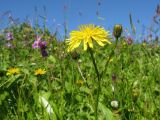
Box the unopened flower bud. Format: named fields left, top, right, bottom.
left=112, top=73, right=116, bottom=81
left=113, top=24, right=123, bottom=39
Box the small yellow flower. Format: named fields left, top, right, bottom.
left=76, top=80, right=84, bottom=85
left=34, top=69, right=46, bottom=75
left=6, top=68, right=20, bottom=76
left=67, top=24, right=111, bottom=52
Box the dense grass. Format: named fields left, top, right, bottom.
left=0, top=23, right=160, bottom=120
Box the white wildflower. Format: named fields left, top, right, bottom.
left=111, top=100, right=118, bottom=108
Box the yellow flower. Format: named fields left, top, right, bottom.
left=76, top=80, right=84, bottom=85
left=67, top=24, right=111, bottom=52
left=34, top=69, right=46, bottom=75
left=6, top=68, right=20, bottom=76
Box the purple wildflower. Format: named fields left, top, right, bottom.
left=32, top=35, right=42, bottom=48
left=126, top=37, right=133, bottom=45
left=39, top=41, right=47, bottom=49
left=6, top=32, right=14, bottom=41
left=32, top=40, right=41, bottom=48
left=32, top=40, right=47, bottom=49
left=32, top=35, right=48, bottom=57
left=41, top=48, right=48, bottom=57
left=32, top=35, right=48, bottom=49
left=39, top=41, right=48, bottom=57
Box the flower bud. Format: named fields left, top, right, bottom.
left=112, top=73, right=116, bottom=81
left=113, top=24, right=123, bottom=39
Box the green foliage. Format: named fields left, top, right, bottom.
left=0, top=23, right=160, bottom=120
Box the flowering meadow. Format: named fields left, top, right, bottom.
left=1, top=5, right=160, bottom=120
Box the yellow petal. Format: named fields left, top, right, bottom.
left=83, top=42, right=87, bottom=51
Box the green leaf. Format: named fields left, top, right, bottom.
left=0, top=74, right=21, bottom=88
left=48, top=55, right=56, bottom=64
left=21, top=68, right=30, bottom=75
left=39, top=95, right=57, bottom=120
left=39, top=91, right=51, bottom=100
left=99, top=103, right=115, bottom=120
left=0, top=91, right=9, bottom=105
left=80, top=86, right=91, bottom=95
left=65, top=81, right=72, bottom=92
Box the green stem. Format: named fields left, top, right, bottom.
left=100, top=38, right=119, bottom=78
left=88, top=47, right=100, bottom=120
left=88, top=47, right=100, bottom=80
left=88, top=37, right=119, bottom=120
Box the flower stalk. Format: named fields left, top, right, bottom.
left=89, top=38, right=119, bottom=120
left=101, top=24, right=122, bottom=78
left=66, top=24, right=120, bottom=120
left=100, top=37, right=119, bottom=79
left=88, top=46, right=100, bottom=120
left=89, top=24, right=122, bottom=120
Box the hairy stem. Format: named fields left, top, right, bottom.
left=88, top=47, right=100, bottom=120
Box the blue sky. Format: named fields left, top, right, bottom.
left=0, top=0, right=159, bottom=38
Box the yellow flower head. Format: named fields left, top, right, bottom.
left=34, top=69, right=46, bottom=75
left=67, top=24, right=111, bottom=52
left=6, top=68, right=20, bottom=76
